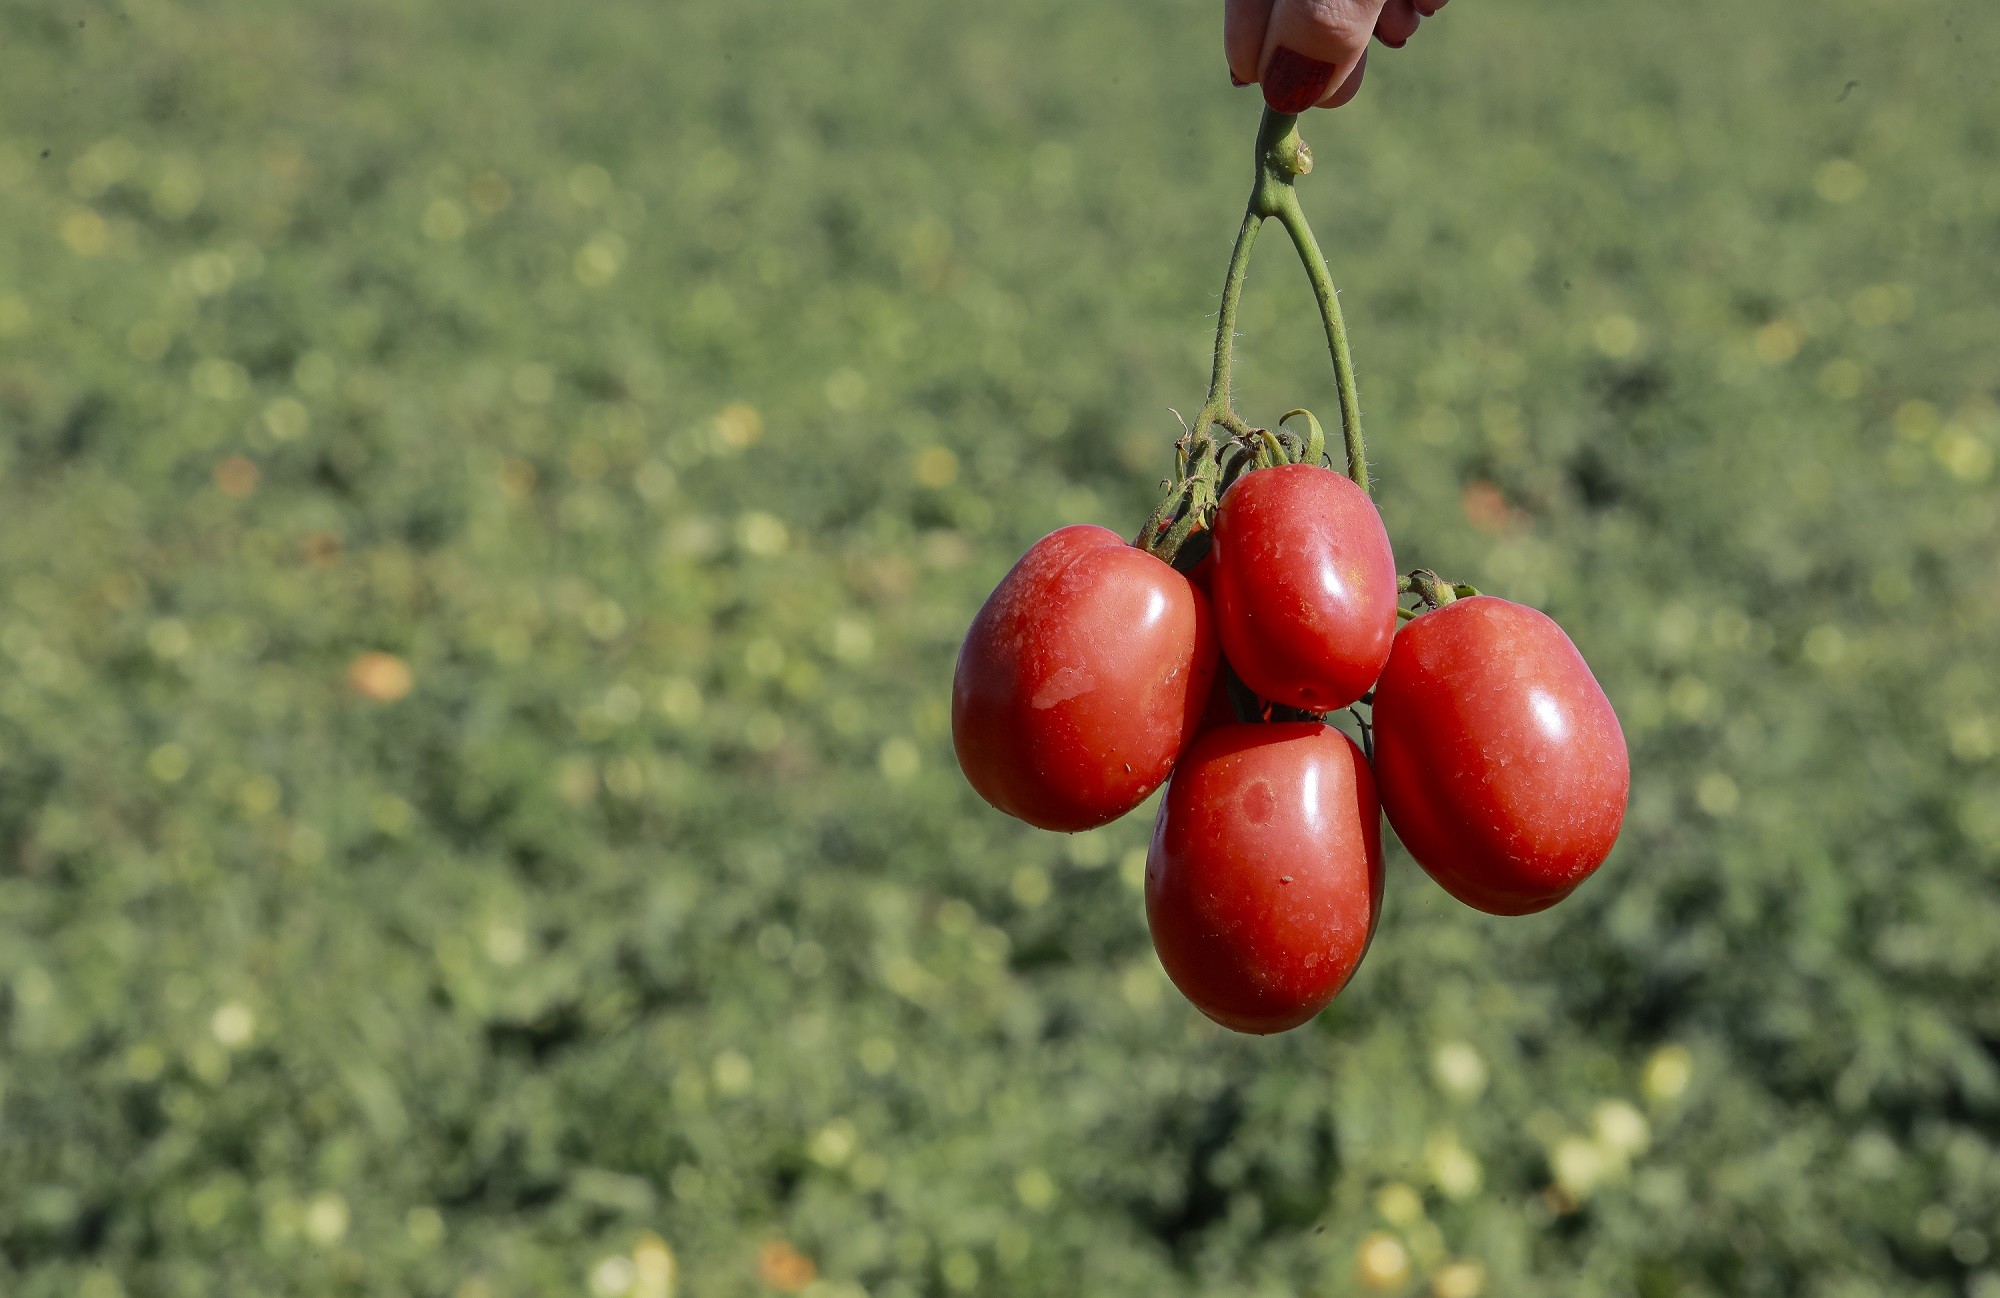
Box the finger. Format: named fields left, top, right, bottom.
left=1259, top=0, right=1387, bottom=114
left=1224, top=0, right=1272, bottom=87
left=1320, top=49, right=1367, bottom=108
left=1375, top=0, right=1422, bottom=49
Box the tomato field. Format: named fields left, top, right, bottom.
left=3, top=0, right=1999, bottom=1294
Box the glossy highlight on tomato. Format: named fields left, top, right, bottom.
left=1210, top=464, right=1399, bottom=713
left=1370, top=596, right=1629, bottom=915
left=952, top=525, right=1219, bottom=832
left=1145, top=723, right=1383, bottom=1034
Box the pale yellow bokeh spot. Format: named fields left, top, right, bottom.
left=423, top=199, right=467, bottom=241
left=715, top=402, right=763, bottom=448
left=1936, top=428, right=1993, bottom=483
left=589, top=1256, right=635, bottom=1298
left=1948, top=715, right=1994, bottom=763
left=914, top=446, right=959, bottom=488
left=737, top=511, right=789, bottom=557
left=1804, top=624, right=1847, bottom=668
left=575, top=233, right=627, bottom=286
left=148, top=743, right=192, bottom=783
left=1593, top=314, right=1641, bottom=359
left=809, top=1120, right=856, bottom=1168
left=1432, top=1042, right=1487, bottom=1098
left=1356, top=1232, right=1410, bottom=1291
left=192, top=357, right=249, bottom=401
left=1754, top=319, right=1803, bottom=365
left=1016, top=1167, right=1056, bottom=1210
left=62, top=209, right=111, bottom=255
left=1011, top=865, right=1051, bottom=908
left=1552, top=1137, right=1605, bottom=1197
left=632, top=1233, right=677, bottom=1298
left=712, top=1049, right=753, bottom=1095
left=1696, top=772, right=1739, bottom=817
left=1377, top=1183, right=1425, bottom=1225
left=878, top=737, right=920, bottom=782
left=1434, top=1262, right=1487, bottom=1298
left=1894, top=400, right=1939, bottom=441
left=406, top=1206, right=445, bottom=1248
left=1594, top=1100, right=1651, bottom=1158
left=210, top=1001, right=255, bottom=1048
left=304, top=1193, right=349, bottom=1246
left=658, top=678, right=702, bottom=725
left=153, top=157, right=204, bottom=219
left=1426, top=1133, right=1483, bottom=1200
left=1644, top=1045, right=1693, bottom=1104
left=1120, top=961, right=1163, bottom=1010
left=264, top=397, right=311, bottom=442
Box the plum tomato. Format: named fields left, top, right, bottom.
left=1145, top=723, right=1384, bottom=1034
left=952, top=525, right=1219, bottom=832
left=1370, top=596, right=1629, bottom=915
left=1210, top=464, right=1399, bottom=713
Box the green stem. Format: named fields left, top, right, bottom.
left=1143, top=107, right=1372, bottom=560
left=1202, top=211, right=1264, bottom=422
left=1271, top=191, right=1366, bottom=491
left=1242, top=109, right=1367, bottom=492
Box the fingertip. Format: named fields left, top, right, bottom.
left=1320, top=50, right=1368, bottom=109
left=1376, top=0, right=1422, bottom=49
left=1263, top=45, right=1341, bottom=115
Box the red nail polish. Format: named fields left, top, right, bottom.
left=1231, top=70, right=1249, bottom=87
left=1262, top=46, right=1337, bottom=114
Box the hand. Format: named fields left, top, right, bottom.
left=1226, top=0, right=1449, bottom=112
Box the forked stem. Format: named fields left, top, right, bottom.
left=1197, top=109, right=1367, bottom=492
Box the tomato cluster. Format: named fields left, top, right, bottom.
left=952, top=104, right=1629, bottom=1035
left=951, top=460, right=1628, bottom=1035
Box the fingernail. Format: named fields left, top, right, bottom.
left=1262, top=46, right=1338, bottom=114
left=1230, top=70, right=1249, bottom=87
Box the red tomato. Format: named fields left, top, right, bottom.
left=1210, top=464, right=1399, bottom=713
left=1145, top=723, right=1384, bottom=1034
left=1370, top=596, right=1629, bottom=915
left=953, top=525, right=1219, bottom=832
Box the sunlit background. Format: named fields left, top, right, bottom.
left=2, top=0, right=1999, bottom=1294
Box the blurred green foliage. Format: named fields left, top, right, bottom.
left=2, top=0, right=1999, bottom=1294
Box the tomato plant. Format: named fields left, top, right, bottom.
left=1370, top=594, right=1630, bottom=915
left=951, top=525, right=1218, bottom=832
left=1145, top=723, right=1383, bottom=1034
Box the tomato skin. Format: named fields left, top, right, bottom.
left=1370, top=596, right=1629, bottom=915
left=1210, top=464, right=1400, bottom=713
left=1145, top=723, right=1384, bottom=1035
left=952, top=525, right=1219, bottom=832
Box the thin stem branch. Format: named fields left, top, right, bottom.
left=1271, top=192, right=1366, bottom=491
left=1203, top=211, right=1264, bottom=420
